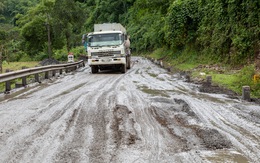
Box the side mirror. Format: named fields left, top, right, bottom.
left=82, top=34, right=86, bottom=44
left=82, top=34, right=88, bottom=51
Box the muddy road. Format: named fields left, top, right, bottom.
left=0, top=57, right=259, bottom=163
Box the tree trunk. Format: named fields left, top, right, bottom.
left=47, top=23, right=52, bottom=58
left=65, top=31, right=71, bottom=52
left=47, top=14, right=52, bottom=58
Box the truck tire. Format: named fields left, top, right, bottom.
left=121, top=64, right=126, bottom=73
left=127, top=56, right=131, bottom=69
left=91, top=66, right=98, bottom=74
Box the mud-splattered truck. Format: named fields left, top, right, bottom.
left=82, top=23, right=131, bottom=73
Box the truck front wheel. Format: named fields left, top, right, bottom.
left=127, top=56, right=131, bottom=69
left=91, top=66, right=98, bottom=74
left=121, top=64, right=126, bottom=73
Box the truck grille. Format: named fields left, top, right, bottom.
left=91, top=51, right=121, bottom=57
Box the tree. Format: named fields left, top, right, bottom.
left=126, top=0, right=171, bottom=52
left=197, top=0, right=260, bottom=64
left=0, top=45, right=3, bottom=73
left=165, top=0, right=200, bottom=49
left=16, top=0, right=55, bottom=57
left=52, top=0, right=85, bottom=52
left=84, top=0, right=135, bottom=32
left=17, top=0, right=86, bottom=57
left=0, top=1, right=5, bottom=22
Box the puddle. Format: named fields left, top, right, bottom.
left=135, top=69, right=140, bottom=74
left=157, top=77, right=165, bottom=81
left=147, top=72, right=158, bottom=78
left=138, top=85, right=170, bottom=97
left=49, top=83, right=86, bottom=100
left=202, top=150, right=249, bottom=163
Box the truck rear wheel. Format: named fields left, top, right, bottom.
left=91, top=66, right=98, bottom=74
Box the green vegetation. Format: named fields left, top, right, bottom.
left=2, top=61, right=39, bottom=72
left=0, top=0, right=85, bottom=64
left=1, top=0, right=258, bottom=64
left=148, top=49, right=260, bottom=97
left=0, top=0, right=259, bottom=97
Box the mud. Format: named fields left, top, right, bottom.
left=0, top=57, right=259, bottom=163
left=111, top=105, right=139, bottom=147
left=39, top=58, right=60, bottom=66
left=195, top=127, right=232, bottom=150
left=199, top=82, right=238, bottom=98
left=162, top=61, right=260, bottom=104
left=152, top=98, right=232, bottom=151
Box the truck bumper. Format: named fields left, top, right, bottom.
left=88, top=58, right=126, bottom=66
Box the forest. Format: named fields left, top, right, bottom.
left=0, top=0, right=259, bottom=65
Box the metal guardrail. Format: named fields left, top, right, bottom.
left=0, top=60, right=85, bottom=93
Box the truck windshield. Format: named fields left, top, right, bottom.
left=88, top=33, right=123, bottom=47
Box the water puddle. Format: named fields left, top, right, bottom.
left=49, top=83, right=87, bottom=100
left=138, top=85, right=170, bottom=98
left=202, top=150, right=249, bottom=163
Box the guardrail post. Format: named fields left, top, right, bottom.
left=185, top=74, right=191, bottom=82
left=242, top=86, right=251, bottom=101
left=22, top=76, right=27, bottom=86
left=35, top=73, right=40, bottom=83
left=5, top=81, right=11, bottom=93
left=160, top=60, right=163, bottom=67
left=52, top=70, right=56, bottom=77
left=59, top=69, right=63, bottom=75
left=45, top=71, right=49, bottom=79
left=206, top=75, right=212, bottom=86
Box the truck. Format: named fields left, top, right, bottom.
left=82, top=23, right=131, bottom=73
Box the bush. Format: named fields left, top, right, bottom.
left=8, top=51, right=24, bottom=61
left=53, top=49, right=67, bottom=61
left=235, top=64, right=259, bottom=97
left=19, top=54, right=33, bottom=62
left=34, top=52, right=49, bottom=61
left=236, top=65, right=255, bottom=86
left=52, top=46, right=86, bottom=62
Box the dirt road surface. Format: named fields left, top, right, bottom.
left=0, top=57, right=259, bottom=163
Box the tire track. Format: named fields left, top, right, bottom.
left=1, top=94, right=83, bottom=163
left=0, top=57, right=259, bottom=162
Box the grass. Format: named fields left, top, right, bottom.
left=0, top=61, right=40, bottom=92
left=148, top=48, right=169, bottom=59
left=211, top=73, right=240, bottom=92
left=147, top=48, right=260, bottom=98
left=175, top=63, right=198, bottom=71
left=1, top=61, right=39, bottom=73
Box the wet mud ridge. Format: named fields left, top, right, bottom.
left=111, top=105, right=140, bottom=147
left=150, top=98, right=232, bottom=151
left=199, top=82, right=238, bottom=97
left=199, top=81, right=260, bottom=104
